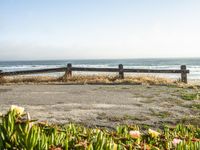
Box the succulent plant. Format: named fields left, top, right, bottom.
left=0, top=105, right=200, bottom=149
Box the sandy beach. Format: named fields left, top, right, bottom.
left=0, top=84, right=199, bottom=129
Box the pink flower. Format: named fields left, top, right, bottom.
left=172, top=138, right=182, bottom=147
left=129, top=130, right=141, bottom=139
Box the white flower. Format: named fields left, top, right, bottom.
left=10, top=105, right=24, bottom=115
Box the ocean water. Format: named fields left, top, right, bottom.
left=0, top=58, right=200, bottom=80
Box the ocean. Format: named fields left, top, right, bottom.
left=0, top=58, right=200, bottom=80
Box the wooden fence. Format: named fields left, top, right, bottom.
left=0, top=64, right=190, bottom=83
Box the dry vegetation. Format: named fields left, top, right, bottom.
left=0, top=74, right=197, bottom=88
left=0, top=74, right=177, bottom=85
left=62, top=74, right=176, bottom=84
left=0, top=75, right=60, bottom=84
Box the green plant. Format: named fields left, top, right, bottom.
left=181, top=92, right=200, bottom=101
left=0, top=105, right=200, bottom=149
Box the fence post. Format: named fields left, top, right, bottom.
left=181, top=65, right=187, bottom=83
left=66, top=63, right=72, bottom=78
left=0, top=70, right=2, bottom=79
left=119, top=64, right=124, bottom=79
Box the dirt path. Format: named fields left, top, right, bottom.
left=0, top=84, right=199, bottom=128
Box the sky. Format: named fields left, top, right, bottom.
left=0, top=0, right=200, bottom=60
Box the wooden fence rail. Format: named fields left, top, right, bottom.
left=0, top=64, right=189, bottom=83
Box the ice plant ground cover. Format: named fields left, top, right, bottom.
left=0, top=106, right=200, bottom=150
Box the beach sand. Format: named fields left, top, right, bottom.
left=0, top=84, right=200, bottom=128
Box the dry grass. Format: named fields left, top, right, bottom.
left=62, top=74, right=177, bottom=85
left=0, top=74, right=180, bottom=86
left=1, top=74, right=198, bottom=88
left=0, top=76, right=6, bottom=83
left=0, top=76, right=61, bottom=84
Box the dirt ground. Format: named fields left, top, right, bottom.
left=0, top=84, right=200, bottom=129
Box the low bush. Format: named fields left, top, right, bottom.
left=0, top=106, right=200, bottom=150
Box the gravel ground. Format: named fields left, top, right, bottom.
left=0, top=84, right=200, bottom=128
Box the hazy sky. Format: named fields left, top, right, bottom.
left=0, top=0, right=200, bottom=60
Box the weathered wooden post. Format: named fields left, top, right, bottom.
left=0, top=70, right=2, bottom=79
left=119, top=64, right=124, bottom=79
left=181, top=65, right=187, bottom=83
left=66, top=63, right=72, bottom=78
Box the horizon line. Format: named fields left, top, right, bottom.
left=1, top=57, right=200, bottom=62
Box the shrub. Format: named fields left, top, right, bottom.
left=0, top=105, right=200, bottom=149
